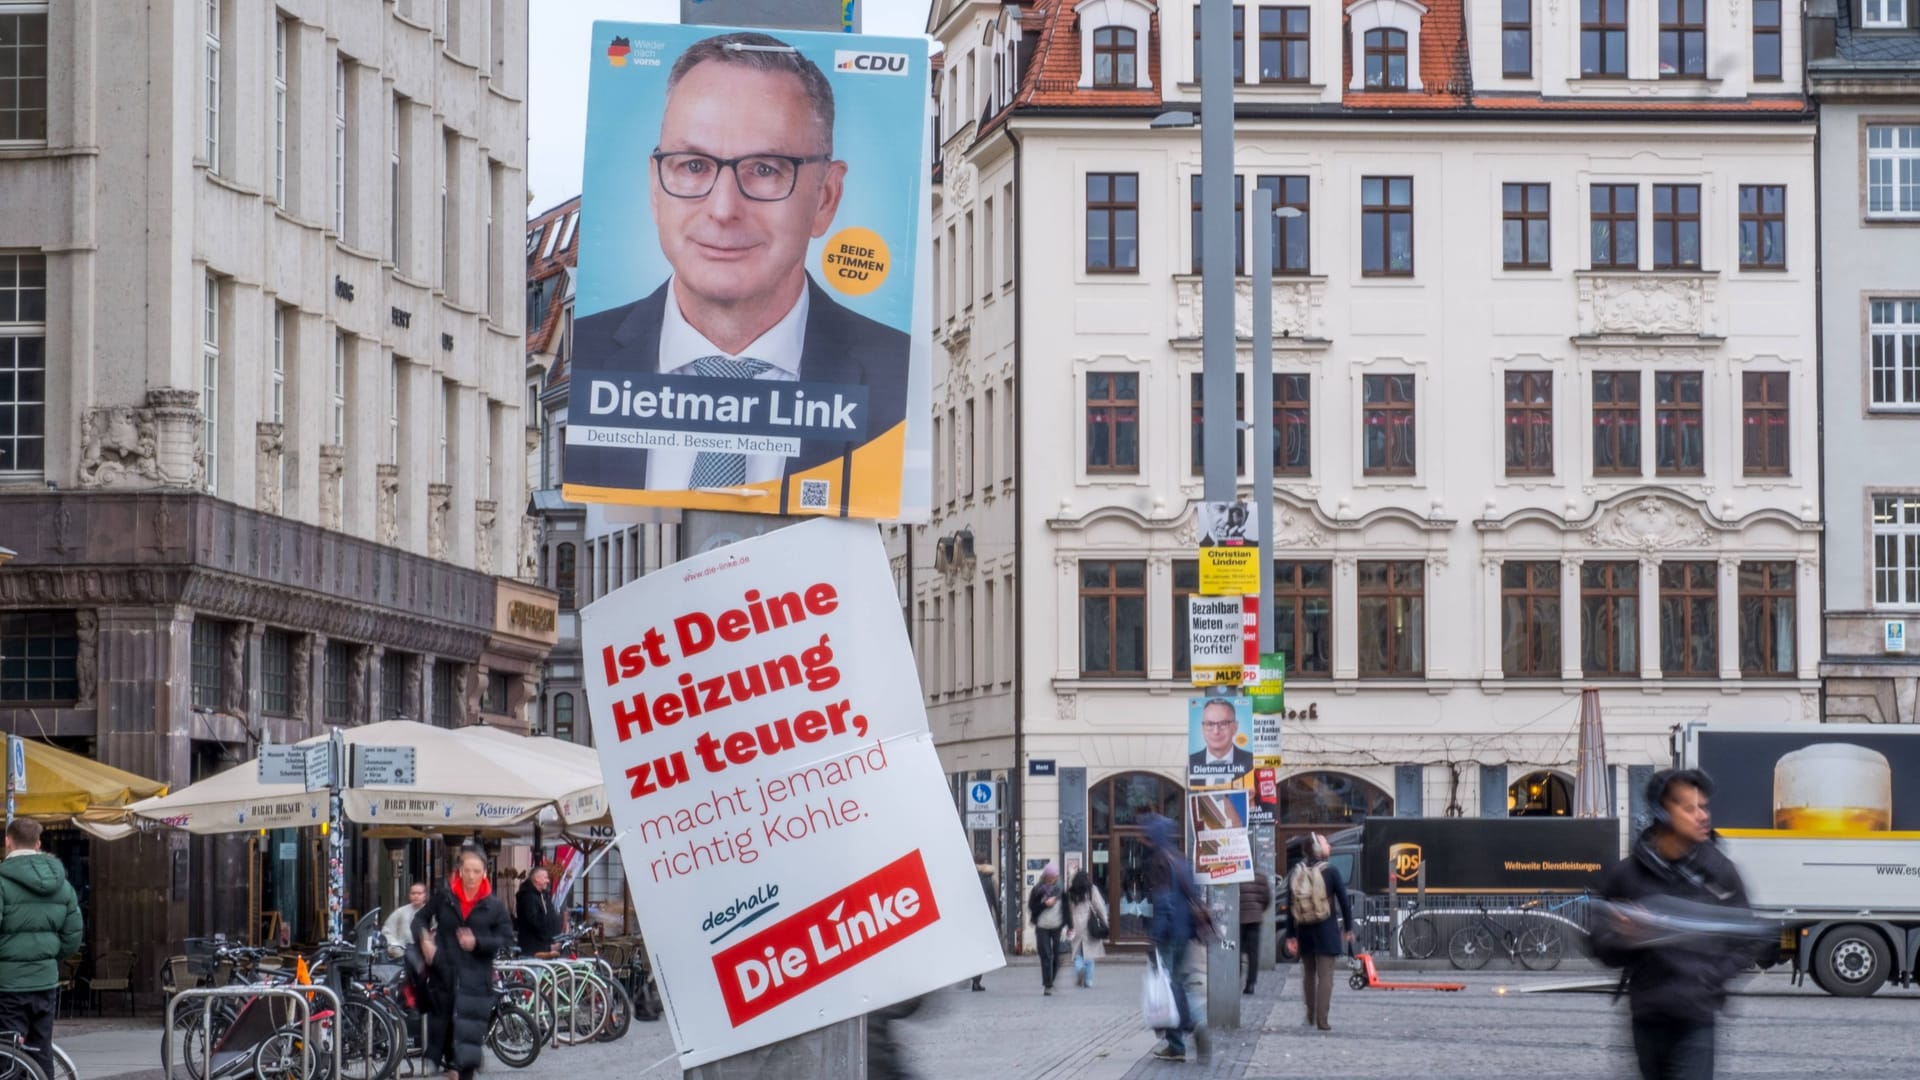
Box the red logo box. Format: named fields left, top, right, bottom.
left=712, top=850, right=941, bottom=1027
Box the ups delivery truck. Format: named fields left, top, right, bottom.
left=1681, top=720, right=1920, bottom=997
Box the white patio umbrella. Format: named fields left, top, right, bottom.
left=459, top=725, right=609, bottom=825
left=1572, top=688, right=1610, bottom=818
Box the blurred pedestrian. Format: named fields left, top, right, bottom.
left=1026, top=863, right=1064, bottom=995
left=867, top=993, right=926, bottom=1079
left=1238, top=869, right=1272, bottom=994
left=1064, top=868, right=1108, bottom=988
left=0, top=820, right=81, bottom=1080
left=1144, top=814, right=1209, bottom=1063
left=1595, top=769, right=1764, bottom=1080
left=1282, top=833, right=1352, bottom=1032
left=972, top=862, right=998, bottom=991
left=383, top=882, right=428, bottom=958
left=514, top=864, right=560, bottom=955
left=417, top=849, right=510, bottom=1080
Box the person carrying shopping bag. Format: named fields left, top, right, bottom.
left=1026, top=863, right=1065, bottom=995
left=1063, top=869, right=1108, bottom=988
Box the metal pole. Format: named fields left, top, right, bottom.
left=1248, top=185, right=1278, bottom=981
left=327, top=728, right=345, bottom=942
left=5, top=733, right=14, bottom=828
left=1198, top=0, right=1241, bottom=1034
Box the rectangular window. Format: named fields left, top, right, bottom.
left=1002, top=183, right=1015, bottom=286
left=0, top=5, right=48, bottom=143
left=1273, top=560, right=1333, bottom=676
left=1581, top=561, right=1639, bottom=676
left=1872, top=495, right=1920, bottom=607
left=204, top=0, right=222, bottom=167
left=1738, top=561, right=1796, bottom=676
left=191, top=618, right=225, bottom=710
left=1654, top=371, right=1704, bottom=475
left=482, top=671, right=509, bottom=714
left=1741, top=371, right=1790, bottom=476
left=1752, top=0, right=1782, bottom=80
left=1502, top=0, right=1533, bottom=77
left=931, top=237, right=941, bottom=320
left=962, top=397, right=976, bottom=494
left=1361, top=373, right=1416, bottom=476
left=982, top=196, right=995, bottom=299
left=1652, top=184, right=1702, bottom=270
left=0, top=611, right=77, bottom=703
left=1501, top=561, right=1561, bottom=676
left=1361, top=177, right=1414, bottom=276
left=1659, top=0, right=1706, bottom=77
left=1086, top=373, right=1140, bottom=473
left=1257, top=6, right=1309, bottom=83
left=1738, top=185, right=1786, bottom=270
left=202, top=274, right=220, bottom=495
left=381, top=651, right=409, bottom=720
left=1275, top=373, right=1310, bottom=475
left=1079, top=560, right=1146, bottom=677
left=555, top=544, right=576, bottom=610
left=1363, top=29, right=1408, bottom=89
left=1191, top=174, right=1246, bottom=275
left=1504, top=371, right=1553, bottom=476
left=1192, top=3, right=1246, bottom=83
left=1866, top=125, right=1920, bottom=219
left=963, top=208, right=975, bottom=311
left=1590, top=183, right=1638, bottom=269
left=1189, top=373, right=1247, bottom=475
left=1091, top=26, right=1137, bottom=87
left=1503, top=183, right=1550, bottom=269
left=332, top=334, right=347, bottom=445
left=430, top=659, right=457, bottom=726
left=273, top=18, right=288, bottom=204
left=439, top=379, right=455, bottom=483
left=0, top=253, right=48, bottom=474
left=271, top=307, right=286, bottom=426
left=982, top=386, right=996, bottom=483
left=1592, top=371, right=1642, bottom=475
left=1358, top=560, right=1424, bottom=677
left=1581, top=0, right=1628, bottom=77
left=325, top=641, right=354, bottom=722
left=1863, top=0, right=1908, bottom=28
left=1171, top=559, right=1198, bottom=678
left=442, top=127, right=457, bottom=292
left=333, top=56, right=348, bottom=239
left=388, top=358, right=403, bottom=464
left=391, top=96, right=406, bottom=266
left=1256, top=175, right=1310, bottom=274
left=1085, top=173, right=1139, bottom=273
left=1659, top=562, right=1718, bottom=676
left=260, top=630, right=293, bottom=716
left=1870, top=300, right=1920, bottom=408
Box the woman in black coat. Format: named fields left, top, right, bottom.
left=416, top=850, right=511, bottom=1080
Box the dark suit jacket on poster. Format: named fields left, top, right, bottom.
left=1188, top=746, right=1254, bottom=786
left=566, top=276, right=910, bottom=492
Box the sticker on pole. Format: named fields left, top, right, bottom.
left=581, top=519, right=1002, bottom=1067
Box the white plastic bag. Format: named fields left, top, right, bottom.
left=1141, top=952, right=1179, bottom=1030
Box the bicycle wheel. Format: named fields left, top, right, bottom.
left=1517, top=925, right=1565, bottom=971
left=251, top=1030, right=316, bottom=1080
left=337, top=1001, right=403, bottom=1080
left=487, top=1003, right=542, bottom=1069
left=556, top=980, right=610, bottom=1045
left=1448, top=925, right=1495, bottom=970
left=1399, top=916, right=1438, bottom=960
left=167, top=998, right=230, bottom=1080
left=594, top=979, right=632, bottom=1043
left=48, top=1045, right=74, bottom=1080
left=500, top=984, right=553, bottom=1044
left=0, top=1043, right=51, bottom=1080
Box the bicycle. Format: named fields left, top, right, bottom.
left=0, top=1033, right=51, bottom=1080
left=1447, top=903, right=1564, bottom=971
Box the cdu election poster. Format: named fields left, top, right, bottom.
left=580, top=519, right=1000, bottom=1066
left=569, top=22, right=932, bottom=521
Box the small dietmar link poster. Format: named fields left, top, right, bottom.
left=580, top=519, right=1001, bottom=1066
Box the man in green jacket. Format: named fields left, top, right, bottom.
left=0, top=819, right=83, bottom=1079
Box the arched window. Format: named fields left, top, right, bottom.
left=1364, top=29, right=1408, bottom=89
left=1086, top=771, right=1185, bottom=943
left=1277, top=771, right=1394, bottom=825
left=555, top=544, right=577, bottom=610
left=1509, top=770, right=1573, bottom=816
left=552, top=692, right=575, bottom=741
left=1092, top=27, right=1136, bottom=88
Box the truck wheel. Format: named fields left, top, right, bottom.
left=1814, top=924, right=1891, bottom=997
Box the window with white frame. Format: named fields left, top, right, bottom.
left=485, top=161, right=498, bottom=320
left=1870, top=299, right=1920, bottom=408
left=388, top=357, right=403, bottom=464
left=391, top=95, right=403, bottom=263
left=204, top=0, right=221, bottom=168
left=1867, top=125, right=1920, bottom=219
left=442, top=128, right=457, bottom=294
left=439, top=378, right=454, bottom=483
left=0, top=253, right=46, bottom=474
left=0, top=4, right=48, bottom=144
left=271, top=306, right=285, bottom=425
left=332, top=333, right=347, bottom=445
left=273, top=18, right=288, bottom=204
left=1875, top=495, right=1920, bottom=607
left=333, top=56, right=348, bottom=238
left=202, top=273, right=220, bottom=494
left=1863, top=0, right=1907, bottom=28
left=1346, top=0, right=1425, bottom=91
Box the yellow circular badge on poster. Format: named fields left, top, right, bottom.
left=821, top=227, right=890, bottom=297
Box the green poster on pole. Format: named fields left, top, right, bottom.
left=1250, top=652, right=1285, bottom=715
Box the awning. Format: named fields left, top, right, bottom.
left=15, top=739, right=168, bottom=821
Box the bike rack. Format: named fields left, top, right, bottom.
left=164, top=983, right=344, bottom=1080
left=493, top=959, right=563, bottom=1049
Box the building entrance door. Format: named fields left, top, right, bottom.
left=1086, top=771, right=1185, bottom=946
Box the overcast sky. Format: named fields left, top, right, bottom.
left=527, top=0, right=936, bottom=217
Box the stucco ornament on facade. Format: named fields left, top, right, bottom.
left=256, top=423, right=285, bottom=514
left=73, top=610, right=97, bottom=706
left=1579, top=275, right=1715, bottom=336
left=517, top=516, right=538, bottom=581
left=80, top=390, right=205, bottom=490
left=318, top=445, right=345, bottom=529
left=427, top=483, right=453, bottom=560
left=376, top=465, right=401, bottom=545
left=474, top=500, right=497, bottom=575
left=1173, top=277, right=1321, bottom=341
left=1584, top=495, right=1716, bottom=551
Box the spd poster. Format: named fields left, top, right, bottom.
left=570, top=23, right=932, bottom=520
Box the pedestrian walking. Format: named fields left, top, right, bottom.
left=1238, top=869, right=1273, bottom=994
left=416, top=849, right=511, bottom=1080
left=1282, top=833, right=1352, bottom=1032
left=1594, top=769, right=1766, bottom=1080
left=0, top=820, right=81, bottom=1080
left=1063, top=868, right=1108, bottom=989
left=383, top=882, right=428, bottom=958
left=971, top=862, right=998, bottom=992
left=1026, top=863, right=1064, bottom=995
left=1144, top=813, right=1209, bottom=1063
left=513, top=865, right=560, bottom=955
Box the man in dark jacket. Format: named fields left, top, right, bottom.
left=513, top=866, right=559, bottom=955
left=0, top=820, right=82, bottom=1080
left=1238, top=870, right=1272, bottom=994
left=1143, top=814, right=1208, bottom=1063
left=1594, top=769, right=1762, bottom=1080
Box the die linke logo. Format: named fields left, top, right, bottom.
left=834, top=50, right=910, bottom=76
left=712, top=851, right=941, bottom=1026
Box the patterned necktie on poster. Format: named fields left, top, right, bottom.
left=685, top=355, right=773, bottom=488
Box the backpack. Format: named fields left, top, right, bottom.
left=1288, top=861, right=1331, bottom=924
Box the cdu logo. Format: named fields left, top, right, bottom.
left=833, top=50, right=909, bottom=76
left=1388, top=842, right=1423, bottom=884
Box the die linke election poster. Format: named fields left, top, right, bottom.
left=568, top=22, right=933, bottom=521
left=580, top=520, right=1000, bottom=1066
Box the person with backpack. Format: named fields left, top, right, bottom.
left=1063, top=868, right=1109, bottom=988
left=1144, top=813, right=1210, bottom=1063
left=1282, top=833, right=1352, bottom=1031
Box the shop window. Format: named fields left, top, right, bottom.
left=0, top=611, right=77, bottom=703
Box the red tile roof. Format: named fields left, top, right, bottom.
left=1016, top=0, right=1163, bottom=109
left=525, top=196, right=580, bottom=372
left=1342, top=0, right=1469, bottom=108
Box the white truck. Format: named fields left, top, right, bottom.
left=1679, top=720, right=1920, bottom=997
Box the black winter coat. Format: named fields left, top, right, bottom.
left=1281, top=862, right=1353, bottom=958
left=415, top=884, right=511, bottom=1073
left=1592, top=832, right=1759, bottom=1024
left=513, top=881, right=558, bottom=955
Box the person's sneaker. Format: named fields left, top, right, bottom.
left=1152, top=1046, right=1185, bottom=1061
left=1043, top=986, right=1053, bottom=996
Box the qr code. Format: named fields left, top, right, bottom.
left=799, top=480, right=830, bottom=509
